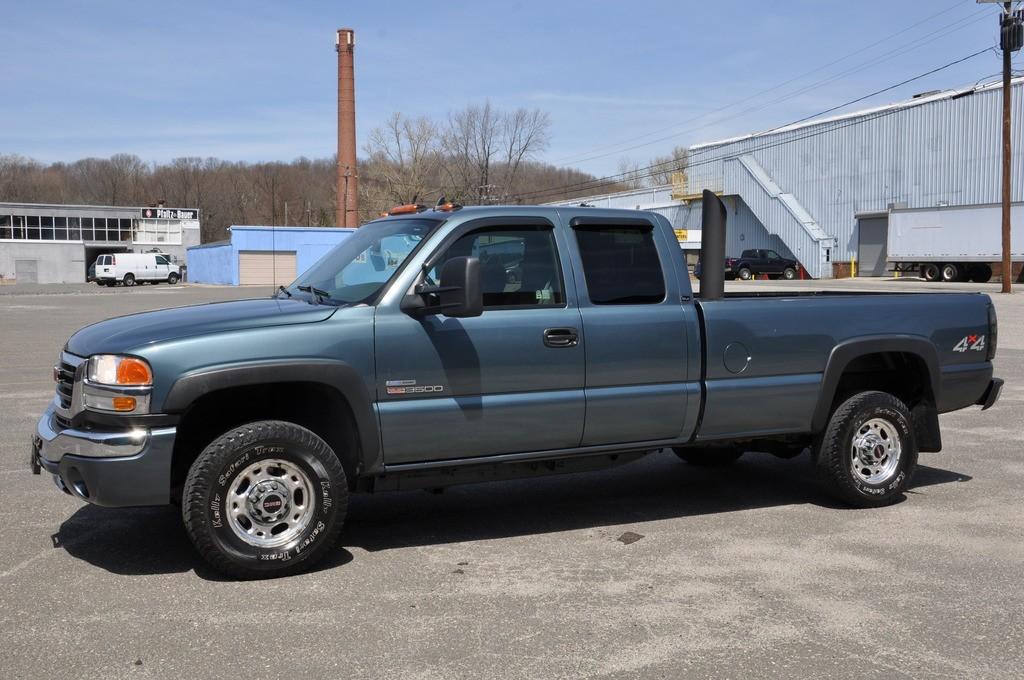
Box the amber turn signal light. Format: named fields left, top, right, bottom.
left=112, top=397, right=137, bottom=412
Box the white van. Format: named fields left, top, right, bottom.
left=94, top=253, right=181, bottom=287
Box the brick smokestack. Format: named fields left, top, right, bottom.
left=336, top=28, right=358, bottom=227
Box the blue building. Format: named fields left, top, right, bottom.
left=187, top=225, right=354, bottom=285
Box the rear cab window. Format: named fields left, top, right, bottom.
left=572, top=224, right=666, bottom=305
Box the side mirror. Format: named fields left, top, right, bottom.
left=401, top=255, right=483, bottom=318
left=438, top=256, right=483, bottom=317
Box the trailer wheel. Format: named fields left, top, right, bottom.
left=941, top=263, right=960, bottom=282
left=920, top=263, right=940, bottom=282
left=672, top=447, right=743, bottom=466
left=969, top=264, right=993, bottom=283
left=815, top=391, right=917, bottom=508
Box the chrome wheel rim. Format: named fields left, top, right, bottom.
left=850, top=418, right=902, bottom=485
left=225, top=458, right=316, bottom=548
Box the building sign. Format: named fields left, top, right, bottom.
left=674, top=228, right=688, bottom=242
left=141, top=207, right=198, bottom=220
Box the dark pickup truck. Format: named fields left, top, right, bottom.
left=31, top=193, right=1003, bottom=578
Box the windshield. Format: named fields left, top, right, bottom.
left=285, top=218, right=441, bottom=305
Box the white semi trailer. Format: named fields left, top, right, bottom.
left=888, top=202, right=1023, bottom=282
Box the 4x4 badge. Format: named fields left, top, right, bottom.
left=952, top=335, right=985, bottom=353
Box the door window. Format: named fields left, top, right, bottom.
left=155, top=255, right=170, bottom=265
left=429, top=227, right=565, bottom=308
left=765, top=250, right=781, bottom=261
left=573, top=225, right=665, bottom=304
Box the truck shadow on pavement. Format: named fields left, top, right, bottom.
left=53, top=451, right=969, bottom=577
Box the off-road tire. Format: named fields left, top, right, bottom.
left=737, top=267, right=753, bottom=281
left=815, top=391, right=917, bottom=508
left=782, top=267, right=797, bottom=280
left=168, top=272, right=180, bottom=284
left=673, top=447, right=743, bottom=466
left=183, top=420, right=348, bottom=579
left=122, top=273, right=136, bottom=287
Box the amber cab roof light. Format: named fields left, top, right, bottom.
left=385, top=203, right=428, bottom=216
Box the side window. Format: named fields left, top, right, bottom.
left=155, top=255, right=170, bottom=265
left=430, top=227, right=564, bottom=308
left=766, top=250, right=781, bottom=261
left=573, top=225, right=666, bottom=305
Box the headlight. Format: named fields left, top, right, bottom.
left=87, top=355, right=153, bottom=386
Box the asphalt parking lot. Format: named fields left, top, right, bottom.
left=1, top=279, right=1022, bottom=678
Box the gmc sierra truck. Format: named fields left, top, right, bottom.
left=30, top=192, right=1003, bottom=579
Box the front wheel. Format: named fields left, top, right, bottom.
left=168, top=272, right=180, bottom=285
left=782, top=267, right=797, bottom=280
left=183, top=420, right=348, bottom=579
left=815, top=391, right=917, bottom=507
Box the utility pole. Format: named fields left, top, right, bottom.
left=984, top=1, right=1024, bottom=291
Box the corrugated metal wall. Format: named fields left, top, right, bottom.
left=549, top=79, right=1023, bottom=277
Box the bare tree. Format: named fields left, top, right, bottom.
left=616, top=157, right=647, bottom=190
left=496, top=108, right=551, bottom=201
left=364, top=113, right=441, bottom=204
left=647, top=145, right=689, bottom=187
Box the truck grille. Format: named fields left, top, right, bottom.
left=54, top=352, right=85, bottom=427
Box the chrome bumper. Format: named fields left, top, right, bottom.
left=35, top=403, right=150, bottom=463
left=31, top=403, right=178, bottom=507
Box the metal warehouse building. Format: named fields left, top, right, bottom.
left=549, top=78, right=1023, bottom=279
left=0, top=203, right=200, bottom=284
left=187, top=225, right=354, bottom=286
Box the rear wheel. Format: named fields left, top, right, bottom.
left=122, top=273, right=136, bottom=287
left=183, top=420, right=348, bottom=579
left=815, top=391, right=917, bottom=507
left=168, top=272, right=180, bottom=285
left=920, top=263, right=940, bottom=282
left=782, top=267, right=797, bottom=280
left=940, top=263, right=960, bottom=282
left=673, top=447, right=743, bottom=466
left=737, top=267, right=753, bottom=281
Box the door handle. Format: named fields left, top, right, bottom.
left=543, top=327, right=579, bottom=348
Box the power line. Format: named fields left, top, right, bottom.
left=552, top=6, right=995, bottom=168
left=514, top=47, right=994, bottom=202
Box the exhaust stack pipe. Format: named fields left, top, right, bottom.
left=699, top=189, right=727, bottom=300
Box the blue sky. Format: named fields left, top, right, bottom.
left=0, top=0, right=1012, bottom=176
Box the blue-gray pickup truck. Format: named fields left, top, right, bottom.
left=31, top=194, right=1003, bottom=578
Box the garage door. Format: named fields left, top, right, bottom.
left=857, top=217, right=888, bottom=277
left=238, top=251, right=297, bottom=286
left=15, top=259, right=38, bottom=284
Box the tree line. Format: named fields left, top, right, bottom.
left=0, top=102, right=686, bottom=243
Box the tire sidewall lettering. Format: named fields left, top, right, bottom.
left=207, top=439, right=338, bottom=566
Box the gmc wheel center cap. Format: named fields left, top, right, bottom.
left=262, top=495, right=284, bottom=513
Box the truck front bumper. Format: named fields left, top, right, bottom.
left=30, top=403, right=176, bottom=507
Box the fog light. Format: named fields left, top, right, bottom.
left=112, top=397, right=136, bottom=412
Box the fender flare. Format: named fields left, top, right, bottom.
left=811, top=335, right=941, bottom=436
left=162, top=359, right=380, bottom=474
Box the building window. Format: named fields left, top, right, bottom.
left=0, top=215, right=10, bottom=239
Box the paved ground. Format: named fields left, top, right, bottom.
left=0, top=280, right=1021, bottom=679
